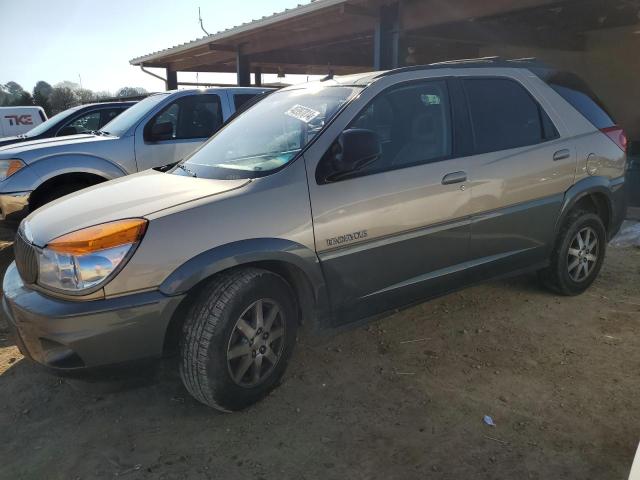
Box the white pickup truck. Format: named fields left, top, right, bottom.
left=0, top=87, right=269, bottom=224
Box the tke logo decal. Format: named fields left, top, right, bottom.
left=4, top=115, right=33, bottom=126
left=326, top=230, right=368, bottom=247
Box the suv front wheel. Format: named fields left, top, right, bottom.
left=179, top=268, right=298, bottom=411
left=539, top=209, right=607, bottom=296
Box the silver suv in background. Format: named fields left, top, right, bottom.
left=0, top=87, right=269, bottom=224
left=3, top=59, right=627, bottom=412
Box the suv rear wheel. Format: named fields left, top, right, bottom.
left=179, top=268, right=298, bottom=411
left=539, top=209, right=607, bottom=296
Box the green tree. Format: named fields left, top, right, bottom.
left=0, top=81, right=27, bottom=106
left=116, top=86, right=147, bottom=98
left=76, top=88, right=96, bottom=104
left=33, top=81, right=53, bottom=115
left=16, top=91, right=34, bottom=106
left=49, top=87, right=79, bottom=114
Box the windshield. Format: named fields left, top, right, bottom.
left=175, top=85, right=362, bottom=179
left=100, top=93, right=168, bottom=136
left=24, top=106, right=83, bottom=137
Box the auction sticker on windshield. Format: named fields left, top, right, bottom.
left=285, top=104, right=320, bottom=123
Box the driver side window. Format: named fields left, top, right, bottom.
left=145, top=94, right=223, bottom=141
left=317, top=80, right=452, bottom=182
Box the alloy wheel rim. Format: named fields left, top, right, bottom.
left=567, top=226, right=599, bottom=282
left=226, top=299, right=286, bottom=387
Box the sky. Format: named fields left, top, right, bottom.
left=0, top=0, right=313, bottom=94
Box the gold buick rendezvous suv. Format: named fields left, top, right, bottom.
left=3, top=59, right=628, bottom=411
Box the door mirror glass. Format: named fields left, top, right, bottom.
left=148, top=121, right=174, bottom=142
left=324, top=129, right=381, bottom=182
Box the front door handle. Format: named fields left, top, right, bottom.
left=442, top=171, right=467, bottom=185
left=553, top=149, right=571, bottom=161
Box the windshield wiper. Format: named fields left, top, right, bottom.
left=177, top=163, right=197, bottom=178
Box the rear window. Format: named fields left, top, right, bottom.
left=544, top=72, right=615, bottom=129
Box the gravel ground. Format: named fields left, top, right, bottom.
left=0, top=231, right=638, bottom=480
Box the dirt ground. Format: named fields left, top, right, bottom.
left=0, top=228, right=639, bottom=480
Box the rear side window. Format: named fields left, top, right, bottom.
left=99, top=108, right=126, bottom=128
left=233, top=93, right=258, bottom=110
left=544, top=72, right=615, bottom=129
left=463, top=78, right=557, bottom=154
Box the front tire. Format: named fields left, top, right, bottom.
left=179, top=268, right=298, bottom=411
left=539, top=209, right=607, bottom=296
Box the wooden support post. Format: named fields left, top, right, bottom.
left=237, top=47, right=251, bottom=87
left=166, top=69, right=178, bottom=90
left=254, top=67, right=262, bottom=87
left=374, top=2, right=401, bottom=70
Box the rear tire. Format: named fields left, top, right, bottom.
left=179, top=268, right=298, bottom=411
left=539, top=209, right=607, bottom=296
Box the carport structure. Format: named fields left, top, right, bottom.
left=130, top=0, right=640, bottom=139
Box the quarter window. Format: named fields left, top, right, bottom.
left=463, top=78, right=557, bottom=154
left=146, top=94, right=223, bottom=141
left=544, top=72, right=615, bottom=129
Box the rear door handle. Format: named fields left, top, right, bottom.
left=442, top=171, right=467, bottom=185
left=553, top=149, right=571, bottom=161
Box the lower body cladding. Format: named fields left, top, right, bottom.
left=0, top=191, right=30, bottom=224
left=2, top=262, right=184, bottom=372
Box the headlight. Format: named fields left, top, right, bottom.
left=37, top=218, right=147, bottom=293
left=0, top=159, right=25, bottom=180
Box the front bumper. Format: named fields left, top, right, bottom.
left=0, top=191, right=31, bottom=224
left=2, top=262, right=185, bottom=372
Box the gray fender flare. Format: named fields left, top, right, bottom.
left=555, top=176, right=616, bottom=235
left=159, top=238, right=331, bottom=323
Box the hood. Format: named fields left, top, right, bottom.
left=0, top=134, right=115, bottom=162
left=23, top=169, right=250, bottom=246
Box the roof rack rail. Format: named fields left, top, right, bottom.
left=375, top=56, right=549, bottom=78
left=429, top=56, right=502, bottom=66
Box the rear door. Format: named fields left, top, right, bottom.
left=306, top=76, right=475, bottom=324
left=135, top=93, right=224, bottom=171
left=461, top=73, right=577, bottom=274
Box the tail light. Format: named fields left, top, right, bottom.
left=600, top=126, right=627, bottom=152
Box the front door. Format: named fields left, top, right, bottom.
left=306, top=78, right=475, bottom=324
left=135, top=93, right=224, bottom=171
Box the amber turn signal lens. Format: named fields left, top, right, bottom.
left=47, top=219, right=148, bottom=255
left=6, top=160, right=24, bottom=178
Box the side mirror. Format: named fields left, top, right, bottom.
left=326, top=129, right=381, bottom=181
left=147, top=122, right=174, bottom=142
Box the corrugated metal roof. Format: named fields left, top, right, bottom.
left=129, top=0, right=348, bottom=65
